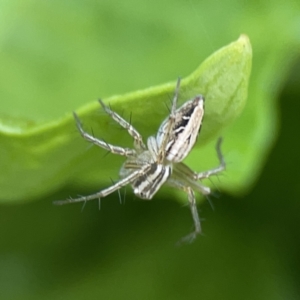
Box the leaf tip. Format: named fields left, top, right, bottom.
left=237, top=34, right=252, bottom=57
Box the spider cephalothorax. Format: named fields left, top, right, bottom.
left=54, top=78, right=225, bottom=243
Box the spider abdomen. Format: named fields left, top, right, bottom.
left=132, top=163, right=172, bottom=199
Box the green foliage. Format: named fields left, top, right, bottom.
left=0, top=35, right=251, bottom=203
left=1, top=1, right=300, bottom=300
left=1, top=0, right=299, bottom=204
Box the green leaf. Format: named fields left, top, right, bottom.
left=0, top=36, right=252, bottom=203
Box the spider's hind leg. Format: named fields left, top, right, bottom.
left=180, top=187, right=202, bottom=244
left=166, top=178, right=202, bottom=244
left=54, top=164, right=151, bottom=205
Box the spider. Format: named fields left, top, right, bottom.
left=54, top=78, right=226, bottom=243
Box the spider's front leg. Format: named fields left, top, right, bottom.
left=156, top=78, right=205, bottom=164
left=98, top=99, right=146, bottom=151
left=196, top=137, right=226, bottom=180
left=156, top=78, right=181, bottom=163
left=73, top=112, right=135, bottom=157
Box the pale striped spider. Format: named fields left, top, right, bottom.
left=54, top=78, right=225, bottom=243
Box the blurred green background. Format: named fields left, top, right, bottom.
left=1, top=0, right=300, bottom=299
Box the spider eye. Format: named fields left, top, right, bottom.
left=156, top=95, right=204, bottom=163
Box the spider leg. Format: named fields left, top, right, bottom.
left=196, top=137, right=226, bottom=179
left=53, top=164, right=152, bottom=205
left=166, top=178, right=202, bottom=244
left=73, top=112, right=136, bottom=157
left=99, top=99, right=146, bottom=150
left=172, top=162, right=211, bottom=195
left=184, top=187, right=202, bottom=243
left=157, top=78, right=181, bottom=163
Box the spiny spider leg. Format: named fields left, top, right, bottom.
left=73, top=112, right=136, bottom=157
left=167, top=178, right=202, bottom=244
left=157, top=78, right=181, bottom=163
left=184, top=187, right=202, bottom=243
left=172, top=163, right=211, bottom=195
left=53, top=164, right=152, bottom=205
left=196, top=137, right=226, bottom=180
left=99, top=99, right=146, bottom=151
